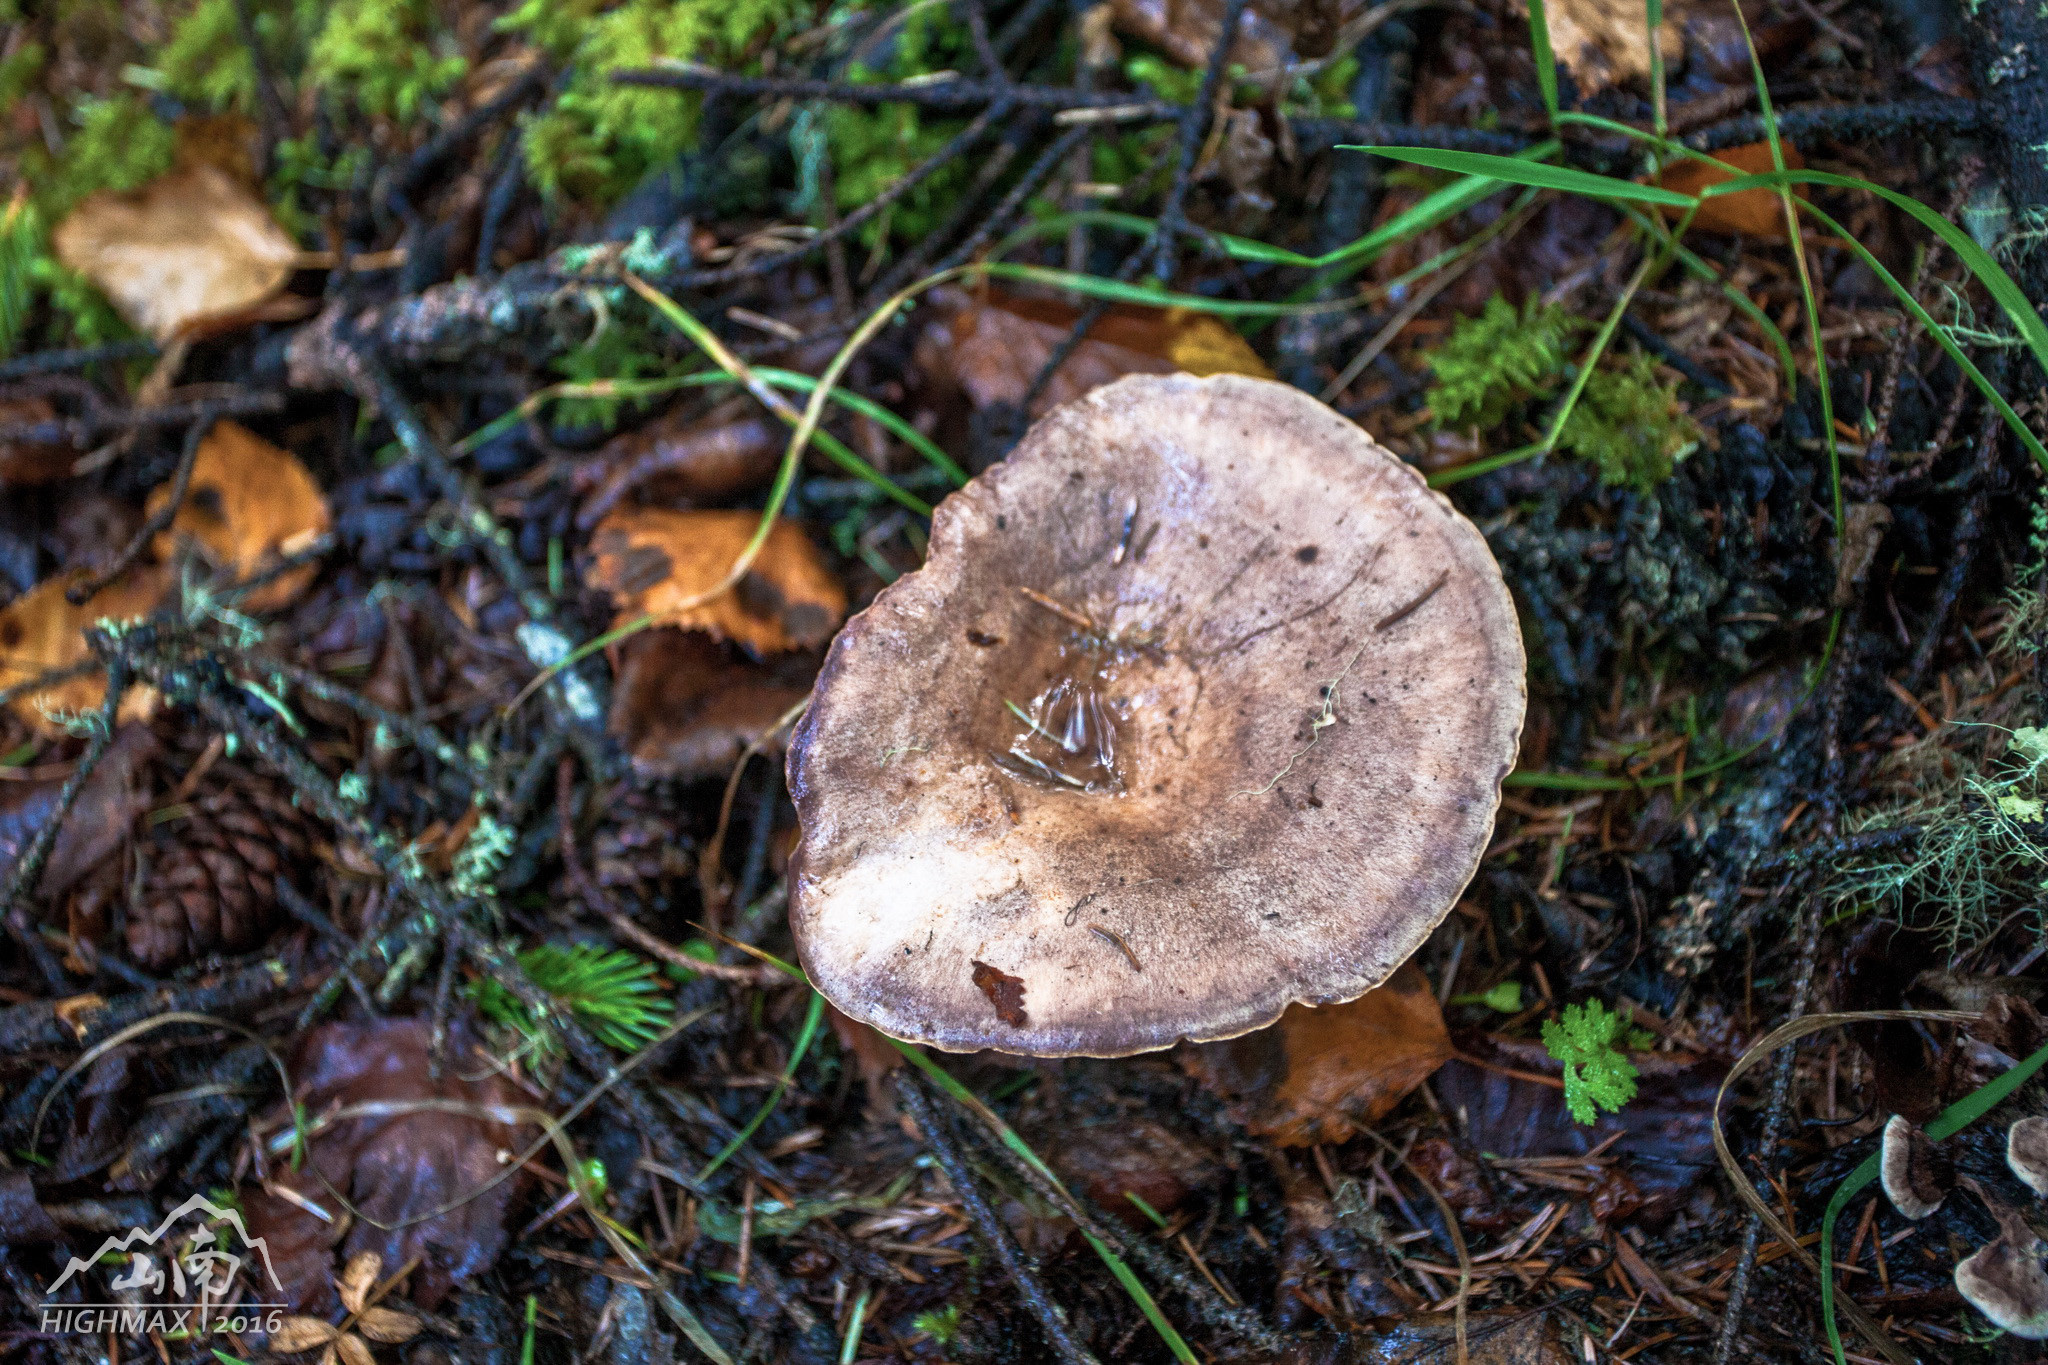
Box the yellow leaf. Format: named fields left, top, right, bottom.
left=51, top=165, right=301, bottom=343
left=586, top=508, right=847, bottom=657
left=148, top=419, right=330, bottom=612
left=337, top=1251, right=381, bottom=1314
left=355, top=1307, right=424, bottom=1344
left=0, top=569, right=169, bottom=733
left=270, top=1316, right=341, bottom=1352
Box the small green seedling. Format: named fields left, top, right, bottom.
left=1542, top=999, right=1642, bottom=1124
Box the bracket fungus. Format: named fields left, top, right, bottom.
left=787, top=374, right=1525, bottom=1057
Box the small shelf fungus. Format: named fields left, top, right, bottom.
left=786, top=374, right=1526, bottom=1057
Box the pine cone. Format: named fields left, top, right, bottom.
left=128, top=770, right=311, bottom=970
left=587, top=787, right=695, bottom=904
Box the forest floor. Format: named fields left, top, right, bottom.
left=3, top=0, right=2048, bottom=1363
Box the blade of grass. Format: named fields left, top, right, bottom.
left=1528, top=0, right=1560, bottom=125
left=1347, top=147, right=1700, bottom=206
left=889, top=1041, right=1200, bottom=1365
left=697, top=990, right=826, bottom=1183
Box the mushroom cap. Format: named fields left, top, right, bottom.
left=1879, top=1114, right=1947, bottom=1220
left=1956, top=1209, right=2048, bottom=1339
left=2011, top=1116, right=2048, bottom=1197
left=787, top=374, right=1526, bottom=1057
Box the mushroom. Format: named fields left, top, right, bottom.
left=787, top=373, right=1525, bottom=1057
left=1879, top=1114, right=1950, bottom=1219
left=1956, top=1207, right=2048, bottom=1339
left=2013, top=1116, right=2048, bottom=1197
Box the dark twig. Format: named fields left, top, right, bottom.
left=962, top=1105, right=1286, bottom=1353
left=612, top=67, right=1166, bottom=115
left=895, top=1073, right=1104, bottom=1365
left=390, top=61, right=551, bottom=207
left=0, top=392, right=282, bottom=448
left=673, top=100, right=1014, bottom=290
left=0, top=340, right=157, bottom=383
left=67, top=418, right=210, bottom=604
left=1683, top=98, right=1981, bottom=151
left=231, top=0, right=290, bottom=174
left=0, top=658, right=131, bottom=992
left=1899, top=393, right=2005, bottom=702
left=1155, top=0, right=1253, bottom=280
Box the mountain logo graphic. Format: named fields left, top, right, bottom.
left=43, top=1192, right=283, bottom=1301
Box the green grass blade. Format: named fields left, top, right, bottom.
left=696, top=991, right=826, bottom=1183
left=1820, top=1036, right=2048, bottom=1365
left=1345, top=147, right=1698, bottom=206
left=889, top=1040, right=1200, bottom=1365
left=980, top=262, right=1335, bottom=317
left=1701, top=167, right=2048, bottom=377
left=1527, top=0, right=1560, bottom=125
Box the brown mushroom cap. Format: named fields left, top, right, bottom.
left=2011, top=1116, right=2048, bottom=1197
left=787, top=373, right=1526, bottom=1057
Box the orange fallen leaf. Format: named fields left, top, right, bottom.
left=1180, top=959, right=1452, bottom=1146
left=916, top=286, right=1274, bottom=418
left=52, top=164, right=301, bottom=343
left=0, top=569, right=169, bottom=732
left=586, top=508, right=847, bottom=656
left=1658, top=142, right=1807, bottom=239
left=149, top=419, right=331, bottom=612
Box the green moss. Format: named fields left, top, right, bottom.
left=822, top=7, right=974, bottom=247
left=41, top=94, right=179, bottom=216
left=1559, top=353, right=1700, bottom=492
left=307, top=0, right=465, bottom=123
left=505, top=0, right=810, bottom=206
left=1427, top=294, right=1580, bottom=431
left=0, top=40, right=44, bottom=112
left=269, top=132, right=371, bottom=239
left=1426, top=294, right=1697, bottom=491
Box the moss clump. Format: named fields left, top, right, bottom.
left=1559, top=352, right=1701, bottom=492
left=1427, top=294, right=1579, bottom=431
left=821, top=6, right=975, bottom=247
left=307, top=0, right=465, bottom=122
left=505, top=0, right=810, bottom=206
left=1426, top=293, right=1698, bottom=492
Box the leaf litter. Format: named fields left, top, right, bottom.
left=0, top=0, right=2044, bottom=1361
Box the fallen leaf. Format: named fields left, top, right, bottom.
left=0, top=723, right=156, bottom=900
left=243, top=1017, right=543, bottom=1314
left=972, top=959, right=1030, bottom=1028
left=915, top=286, right=1275, bottom=419
left=586, top=508, right=847, bottom=656
left=606, top=627, right=813, bottom=782
left=1432, top=1035, right=1724, bottom=1213
left=1658, top=142, right=1807, bottom=238
left=0, top=569, right=169, bottom=733
left=149, top=419, right=330, bottom=611
left=0, top=398, right=75, bottom=486
left=1109, top=0, right=1364, bottom=76
left=573, top=401, right=783, bottom=529
left=1180, top=961, right=1451, bottom=1146
left=1042, top=1119, right=1220, bottom=1229
left=52, top=164, right=303, bottom=343
left=271, top=1317, right=342, bottom=1353
left=1533, top=0, right=1685, bottom=94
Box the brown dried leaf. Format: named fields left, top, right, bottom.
left=574, top=402, right=783, bottom=529
left=242, top=1018, right=543, bottom=1314
left=149, top=419, right=330, bottom=611
left=334, top=1333, right=377, bottom=1365
left=336, top=1251, right=381, bottom=1314
left=1181, top=961, right=1451, bottom=1146
left=586, top=508, right=847, bottom=656
left=354, top=1307, right=423, bottom=1344
left=606, top=628, right=813, bottom=782
left=0, top=569, right=169, bottom=733
left=271, top=1316, right=342, bottom=1352
left=51, top=165, right=301, bottom=343
left=1108, top=0, right=1354, bottom=75
left=1535, top=0, right=1684, bottom=94
left=1659, top=142, right=1807, bottom=239
left=0, top=723, right=155, bottom=899
left=971, top=959, right=1029, bottom=1028
left=914, top=287, right=1275, bottom=419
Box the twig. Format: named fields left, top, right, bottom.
left=67, top=418, right=210, bottom=604
left=0, top=392, right=282, bottom=448
left=611, top=66, right=1169, bottom=115
left=895, top=1073, right=1105, bottom=1365
left=1682, top=98, right=1981, bottom=151
left=389, top=61, right=551, bottom=208
left=1155, top=0, right=1254, bottom=280
left=0, top=658, right=130, bottom=992
left=0, top=340, right=157, bottom=383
